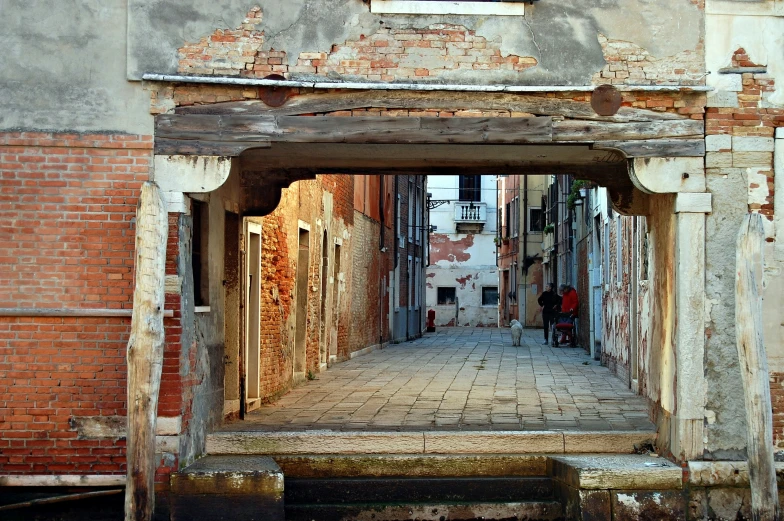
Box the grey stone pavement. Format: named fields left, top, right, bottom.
left=222, top=327, right=655, bottom=432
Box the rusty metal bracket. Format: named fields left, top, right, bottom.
left=258, top=74, right=291, bottom=107
left=591, top=84, right=622, bottom=116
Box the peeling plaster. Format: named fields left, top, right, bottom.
left=129, top=0, right=705, bottom=86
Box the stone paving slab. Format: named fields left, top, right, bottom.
left=221, top=328, right=656, bottom=433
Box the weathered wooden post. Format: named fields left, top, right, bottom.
left=125, top=182, right=168, bottom=521
left=735, top=212, right=779, bottom=521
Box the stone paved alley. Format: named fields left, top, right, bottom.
left=222, top=328, right=655, bottom=433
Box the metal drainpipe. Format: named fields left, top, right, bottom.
left=522, top=176, right=528, bottom=324
left=393, top=176, right=399, bottom=339
left=379, top=175, right=385, bottom=345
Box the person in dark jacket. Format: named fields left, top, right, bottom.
left=538, top=283, right=561, bottom=345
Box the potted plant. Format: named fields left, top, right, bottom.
left=543, top=223, right=554, bottom=235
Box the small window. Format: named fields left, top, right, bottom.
left=459, top=175, right=481, bottom=202
left=191, top=200, right=209, bottom=307
left=482, top=286, right=499, bottom=306
left=437, top=287, right=456, bottom=305
left=528, top=207, right=544, bottom=233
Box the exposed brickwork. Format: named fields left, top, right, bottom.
left=705, top=48, right=782, bottom=219
left=175, top=7, right=537, bottom=82
left=0, top=131, right=155, bottom=476
left=772, top=373, right=784, bottom=448
left=592, top=34, right=705, bottom=87
left=705, top=50, right=783, bottom=136
left=0, top=132, right=152, bottom=309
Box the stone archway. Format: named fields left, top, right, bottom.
left=151, top=88, right=710, bottom=461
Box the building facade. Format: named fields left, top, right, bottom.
left=498, top=174, right=547, bottom=327
left=1, top=1, right=783, bottom=518
left=426, top=175, right=499, bottom=327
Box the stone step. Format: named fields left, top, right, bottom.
left=285, top=477, right=554, bottom=504
left=285, top=501, right=564, bottom=521
left=206, top=430, right=656, bottom=456
left=169, top=455, right=284, bottom=521
left=274, top=454, right=548, bottom=478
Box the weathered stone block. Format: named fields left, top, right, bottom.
left=707, top=91, right=739, bottom=108
left=611, top=490, right=686, bottom=521
left=732, top=151, right=773, bottom=168
left=549, top=455, right=682, bottom=491
left=706, top=152, right=733, bottom=168
left=705, top=134, right=732, bottom=152
left=732, top=136, right=774, bottom=152
left=170, top=455, right=284, bottom=521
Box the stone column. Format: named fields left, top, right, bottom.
left=671, top=193, right=711, bottom=460
left=630, top=158, right=709, bottom=460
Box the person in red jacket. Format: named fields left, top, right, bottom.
left=559, top=284, right=579, bottom=317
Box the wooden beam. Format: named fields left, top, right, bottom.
left=553, top=119, right=703, bottom=141
left=174, top=90, right=687, bottom=123
left=125, top=182, right=168, bottom=521
left=593, top=139, right=705, bottom=158
left=735, top=213, right=780, bottom=521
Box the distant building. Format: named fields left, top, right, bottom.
left=426, top=175, right=499, bottom=327
left=497, top=174, right=547, bottom=327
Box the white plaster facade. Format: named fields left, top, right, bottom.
left=426, top=175, right=499, bottom=327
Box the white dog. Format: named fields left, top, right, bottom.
left=510, top=319, right=523, bottom=346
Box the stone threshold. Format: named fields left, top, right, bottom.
left=206, top=430, right=656, bottom=455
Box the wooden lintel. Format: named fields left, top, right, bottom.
left=155, top=113, right=704, bottom=158
left=593, top=139, right=705, bottom=158
left=173, top=90, right=687, bottom=123
left=553, top=119, right=704, bottom=142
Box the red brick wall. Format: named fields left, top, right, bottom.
left=0, top=132, right=152, bottom=475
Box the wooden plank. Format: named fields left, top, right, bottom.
left=419, top=117, right=552, bottom=143
left=174, top=90, right=685, bottom=122
left=272, top=116, right=421, bottom=143
left=735, top=213, right=780, bottom=521
left=125, top=182, right=168, bottom=521
left=154, top=138, right=269, bottom=156
left=593, top=139, right=705, bottom=157
left=156, top=114, right=222, bottom=140
left=553, top=119, right=703, bottom=141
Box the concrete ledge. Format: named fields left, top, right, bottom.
left=170, top=455, right=284, bottom=521
left=171, top=455, right=283, bottom=496
left=0, top=474, right=126, bottom=487
left=425, top=431, right=563, bottom=454
left=207, top=430, right=659, bottom=456
left=563, top=431, right=656, bottom=453
left=207, top=431, right=425, bottom=455
left=688, top=461, right=784, bottom=487
left=549, top=455, right=682, bottom=490
left=274, top=454, right=548, bottom=478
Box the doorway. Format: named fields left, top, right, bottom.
left=294, top=226, right=310, bottom=379
left=244, top=221, right=262, bottom=412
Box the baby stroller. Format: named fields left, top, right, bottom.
left=551, top=312, right=576, bottom=347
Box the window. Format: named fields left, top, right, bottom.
left=371, top=0, right=528, bottom=16
left=408, top=178, right=414, bottom=242
left=191, top=199, right=209, bottom=307
left=510, top=197, right=519, bottom=238
left=437, top=287, right=456, bottom=305
left=459, top=175, right=481, bottom=202
left=504, top=202, right=511, bottom=237
left=482, top=286, right=499, bottom=306
left=528, top=207, right=544, bottom=233
left=415, top=258, right=421, bottom=309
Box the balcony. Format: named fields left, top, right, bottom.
left=454, top=201, right=487, bottom=223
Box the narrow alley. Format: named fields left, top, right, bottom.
left=221, top=328, right=654, bottom=433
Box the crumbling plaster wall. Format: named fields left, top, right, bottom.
left=128, top=0, right=704, bottom=86
left=178, top=166, right=241, bottom=467
left=703, top=2, right=784, bottom=455
left=1, top=1, right=151, bottom=134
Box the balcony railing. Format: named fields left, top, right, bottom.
left=454, top=201, right=487, bottom=223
